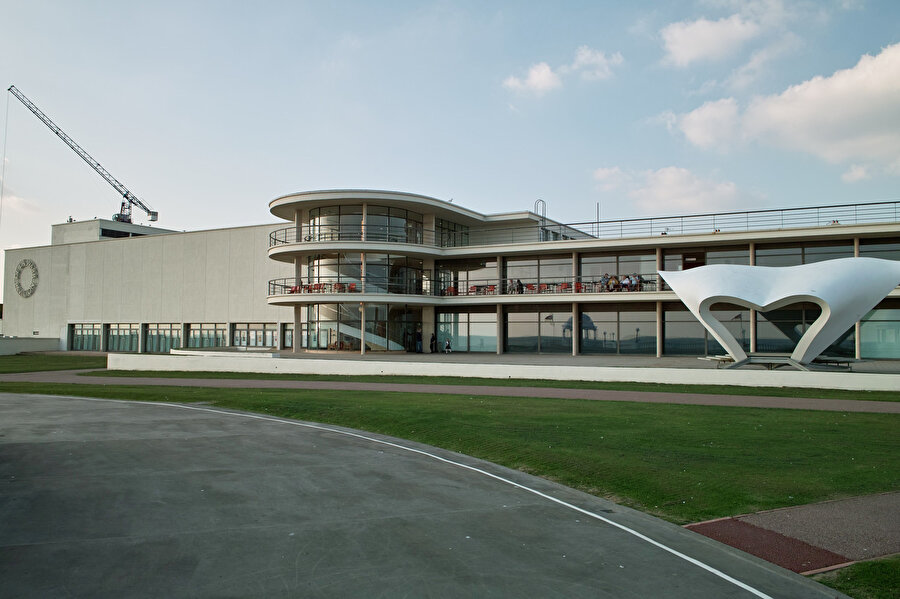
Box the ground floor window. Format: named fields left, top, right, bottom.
left=145, top=323, right=182, bottom=353
left=298, top=303, right=421, bottom=351
left=437, top=309, right=497, bottom=353
left=106, top=323, right=139, bottom=353
left=860, top=301, right=900, bottom=358
left=186, top=323, right=227, bottom=348
left=70, top=323, right=102, bottom=351
left=580, top=305, right=656, bottom=355
left=232, top=323, right=277, bottom=347
left=757, top=303, right=854, bottom=357
left=282, top=323, right=293, bottom=349
left=505, top=305, right=572, bottom=353
left=663, top=304, right=750, bottom=356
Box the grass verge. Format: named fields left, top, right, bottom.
left=86, top=369, right=900, bottom=402
left=2, top=380, right=897, bottom=525
left=813, top=555, right=900, bottom=599
left=0, top=354, right=106, bottom=373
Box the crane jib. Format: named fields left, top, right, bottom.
left=7, top=85, right=158, bottom=223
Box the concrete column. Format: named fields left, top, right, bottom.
left=854, top=237, right=860, bottom=257
left=293, top=305, right=303, bottom=353
left=748, top=242, right=756, bottom=353
left=656, top=301, right=663, bottom=358
left=750, top=310, right=757, bottom=353
left=361, top=203, right=367, bottom=241
left=855, top=322, right=861, bottom=360
left=422, top=305, right=436, bottom=352
left=360, top=302, right=366, bottom=355
left=498, top=255, right=503, bottom=293
left=496, top=304, right=504, bottom=354
left=138, top=324, right=146, bottom=354
left=572, top=302, right=578, bottom=356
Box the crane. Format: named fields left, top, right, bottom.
left=7, top=85, right=157, bottom=224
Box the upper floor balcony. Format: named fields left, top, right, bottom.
left=269, top=199, right=900, bottom=254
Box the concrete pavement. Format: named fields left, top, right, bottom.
left=0, top=392, right=846, bottom=598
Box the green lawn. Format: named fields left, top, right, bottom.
left=814, top=555, right=900, bottom=599
left=0, top=353, right=106, bottom=373
left=86, top=369, right=900, bottom=402
left=1, top=379, right=896, bottom=525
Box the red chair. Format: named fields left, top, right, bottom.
left=574, top=282, right=583, bottom=293
left=538, top=283, right=548, bottom=294
left=486, top=285, right=496, bottom=295
left=525, top=284, right=536, bottom=294
left=469, top=285, right=477, bottom=295
left=559, top=282, right=569, bottom=292
left=289, top=286, right=299, bottom=294
left=348, top=283, right=357, bottom=292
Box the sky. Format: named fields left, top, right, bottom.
left=1, top=0, right=899, bottom=297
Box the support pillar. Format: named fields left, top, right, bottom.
left=496, top=304, right=504, bottom=354
left=656, top=301, right=663, bottom=358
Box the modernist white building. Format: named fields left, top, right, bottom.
left=3, top=190, right=899, bottom=359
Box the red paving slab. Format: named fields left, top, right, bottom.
left=686, top=518, right=851, bottom=574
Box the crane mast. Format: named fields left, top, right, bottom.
left=7, top=85, right=158, bottom=223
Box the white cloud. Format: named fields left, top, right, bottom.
left=661, top=14, right=761, bottom=67
left=669, top=43, right=900, bottom=176
left=841, top=164, right=870, bottom=183
left=726, top=32, right=801, bottom=90
left=504, top=46, right=623, bottom=96
left=678, top=98, right=740, bottom=150
left=742, top=42, right=900, bottom=166
left=565, top=46, right=624, bottom=80
left=503, top=62, right=562, bottom=96
left=592, top=166, right=744, bottom=215
left=592, top=166, right=629, bottom=191
left=629, top=167, right=742, bottom=213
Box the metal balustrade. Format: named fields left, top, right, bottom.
left=269, top=200, right=900, bottom=249
left=268, top=274, right=659, bottom=298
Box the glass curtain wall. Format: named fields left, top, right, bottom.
left=70, top=323, right=102, bottom=351
left=755, top=242, right=854, bottom=266
left=504, top=256, right=574, bottom=293
left=663, top=304, right=750, bottom=356
left=436, top=258, right=497, bottom=295
left=187, top=323, right=227, bottom=347
left=145, top=323, right=182, bottom=353
left=860, top=240, right=900, bottom=261
left=301, top=303, right=421, bottom=351
left=505, top=306, right=572, bottom=353
left=860, top=301, right=900, bottom=358
left=582, top=252, right=656, bottom=290
left=436, top=218, right=469, bottom=247
left=308, top=206, right=362, bottom=241
left=366, top=206, right=424, bottom=243
left=757, top=304, right=854, bottom=357
left=580, top=306, right=656, bottom=355
left=436, top=309, right=497, bottom=352
left=363, top=254, right=423, bottom=294
left=307, top=253, right=362, bottom=290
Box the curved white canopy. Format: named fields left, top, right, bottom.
left=659, top=258, right=900, bottom=365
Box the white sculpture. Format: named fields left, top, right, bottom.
left=659, top=258, right=900, bottom=367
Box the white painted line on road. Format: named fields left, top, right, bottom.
left=39, top=394, right=775, bottom=599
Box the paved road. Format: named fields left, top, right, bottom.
left=2, top=369, right=898, bottom=413
left=0, top=393, right=845, bottom=598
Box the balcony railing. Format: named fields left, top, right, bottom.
left=268, top=274, right=659, bottom=298
left=269, top=200, right=900, bottom=249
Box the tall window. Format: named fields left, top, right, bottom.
left=70, top=323, right=102, bottom=351
left=187, top=323, right=227, bottom=348
left=145, top=323, right=182, bottom=353
left=107, top=324, right=139, bottom=353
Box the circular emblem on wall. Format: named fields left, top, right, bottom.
left=14, top=259, right=39, bottom=298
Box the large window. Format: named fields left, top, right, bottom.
left=300, top=303, right=421, bottom=352
left=364, top=254, right=423, bottom=294
left=70, top=323, right=102, bottom=351
left=580, top=306, right=656, bottom=355
left=505, top=306, right=572, bottom=353
left=757, top=304, right=854, bottom=357
left=437, top=309, right=497, bottom=352
left=504, top=255, right=574, bottom=293
left=307, top=253, right=362, bottom=289
left=755, top=242, right=854, bottom=266
left=663, top=304, right=750, bottom=356
left=232, top=323, right=277, bottom=347
left=436, top=258, right=497, bottom=295
left=860, top=240, right=900, bottom=261
left=367, top=206, right=423, bottom=244
left=308, top=206, right=363, bottom=241
left=145, top=323, right=182, bottom=353
left=187, top=323, right=227, bottom=348
left=107, top=323, right=139, bottom=353
left=581, top=252, right=656, bottom=290
left=436, top=218, right=469, bottom=247
left=860, top=301, right=900, bottom=359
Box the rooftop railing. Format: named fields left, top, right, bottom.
left=269, top=200, right=900, bottom=249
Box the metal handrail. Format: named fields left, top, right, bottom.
left=268, top=274, right=659, bottom=297
left=269, top=199, right=900, bottom=249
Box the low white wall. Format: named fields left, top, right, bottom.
left=107, top=353, right=900, bottom=392
left=0, top=337, right=64, bottom=356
